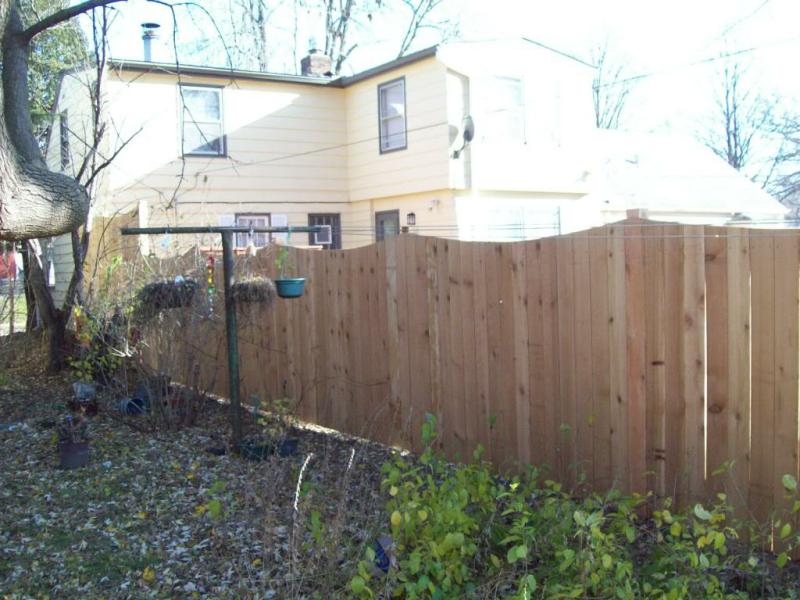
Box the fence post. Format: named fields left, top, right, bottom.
left=221, top=231, right=243, bottom=449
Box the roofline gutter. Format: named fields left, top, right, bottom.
left=106, top=46, right=439, bottom=88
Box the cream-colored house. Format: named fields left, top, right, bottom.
left=45, top=37, right=787, bottom=303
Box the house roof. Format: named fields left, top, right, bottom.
left=107, top=45, right=439, bottom=88
left=106, top=37, right=591, bottom=87
left=587, top=130, right=788, bottom=219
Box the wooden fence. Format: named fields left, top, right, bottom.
left=156, top=219, right=800, bottom=518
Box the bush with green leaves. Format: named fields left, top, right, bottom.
left=349, top=414, right=800, bottom=600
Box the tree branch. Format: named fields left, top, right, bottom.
left=20, top=0, right=126, bottom=42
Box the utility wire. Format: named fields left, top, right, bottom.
left=594, top=34, right=800, bottom=89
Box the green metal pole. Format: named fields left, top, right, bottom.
left=221, top=231, right=242, bottom=449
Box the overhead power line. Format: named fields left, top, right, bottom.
left=594, top=34, right=800, bottom=89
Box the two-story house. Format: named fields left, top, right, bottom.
left=45, top=36, right=786, bottom=304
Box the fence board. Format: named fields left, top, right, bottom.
left=682, top=228, right=707, bottom=501
left=644, top=225, right=666, bottom=497
left=472, top=243, right=492, bottom=458
left=572, top=235, right=594, bottom=485
left=589, top=231, right=612, bottom=490
left=625, top=222, right=648, bottom=494
left=459, top=243, right=479, bottom=455
left=662, top=226, right=685, bottom=502
left=557, top=235, right=578, bottom=485
left=705, top=232, right=729, bottom=493
left=608, top=225, right=628, bottom=491
left=726, top=229, right=751, bottom=513
left=408, top=236, right=432, bottom=449
left=511, top=243, right=532, bottom=465
left=750, top=233, right=776, bottom=521
left=772, top=235, right=799, bottom=521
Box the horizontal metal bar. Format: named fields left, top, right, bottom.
left=120, top=225, right=323, bottom=236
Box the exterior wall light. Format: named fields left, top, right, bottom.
left=407, top=212, right=416, bottom=226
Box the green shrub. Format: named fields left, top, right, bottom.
left=350, top=414, right=800, bottom=600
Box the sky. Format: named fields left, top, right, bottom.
left=92, top=0, right=800, bottom=166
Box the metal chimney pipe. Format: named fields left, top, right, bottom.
left=141, top=22, right=161, bottom=62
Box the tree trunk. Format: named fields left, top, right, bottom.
left=0, top=1, right=90, bottom=241
left=24, top=240, right=69, bottom=371
left=21, top=246, right=38, bottom=331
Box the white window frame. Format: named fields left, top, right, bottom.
left=180, top=84, right=226, bottom=157
left=235, top=214, right=271, bottom=249
left=378, top=77, right=407, bottom=153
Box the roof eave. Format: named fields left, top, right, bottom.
left=106, top=46, right=440, bottom=88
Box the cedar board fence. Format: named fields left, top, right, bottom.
left=150, top=219, right=800, bottom=520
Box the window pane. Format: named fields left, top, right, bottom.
left=381, top=116, right=406, bottom=150
left=236, top=215, right=270, bottom=248
left=380, top=82, right=405, bottom=118
left=184, top=122, right=223, bottom=155
left=183, top=88, right=221, bottom=121
left=379, top=80, right=406, bottom=151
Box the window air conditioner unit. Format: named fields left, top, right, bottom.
left=314, top=224, right=332, bottom=245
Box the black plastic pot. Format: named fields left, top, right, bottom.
left=238, top=438, right=300, bottom=460
left=276, top=438, right=299, bottom=457
left=59, top=441, right=90, bottom=469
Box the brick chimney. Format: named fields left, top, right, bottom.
left=300, top=40, right=332, bottom=77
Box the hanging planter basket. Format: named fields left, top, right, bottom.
left=274, top=278, right=306, bottom=298
left=138, top=278, right=198, bottom=310
left=231, top=277, right=276, bottom=305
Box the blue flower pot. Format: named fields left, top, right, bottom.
left=275, top=278, right=306, bottom=298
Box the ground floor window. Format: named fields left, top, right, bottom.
left=235, top=214, right=270, bottom=248
left=308, top=213, right=342, bottom=249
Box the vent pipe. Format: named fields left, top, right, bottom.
left=141, top=22, right=161, bottom=62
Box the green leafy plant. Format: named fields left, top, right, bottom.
left=274, top=246, right=294, bottom=278
left=195, top=479, right=230, bottom=521
left=349, top=415, right=800, bottom=600
left=68, top=305, right=125, bottom=384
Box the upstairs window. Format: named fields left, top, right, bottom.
left=181, top=85, right=225, bottom=156
left=378, top=78, right=407, bottom=153
left=485, top=77, right=526, bottom=144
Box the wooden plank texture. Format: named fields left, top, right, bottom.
left=146, top=224, right=800, bottom=533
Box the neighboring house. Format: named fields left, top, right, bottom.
left=44, top=36, right=787, bottom=304
left=579, top=130, right=788, bottom=229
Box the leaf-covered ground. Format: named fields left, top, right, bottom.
left=0, top=336, right=393, bottom=599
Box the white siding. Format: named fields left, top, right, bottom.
left=100, top=71, right=349, bottom=240
left=345, top=59, right=450, bottom=202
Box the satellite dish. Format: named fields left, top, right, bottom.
left=452, top=115, right=475, bottom=159
left=462, top=115, right=475, bottom=143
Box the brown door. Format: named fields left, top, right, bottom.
left=375, top=210, right=400, bottom=242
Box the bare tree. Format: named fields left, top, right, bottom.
left=321, top=0, right=364, bottom=74
left=396, top=0, right=457, bottom=58
left=591, top=41, right=634, bottom=130
left=702, top=60, right=774, bottom=174
left=768, top=112, right=800, bottom=214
